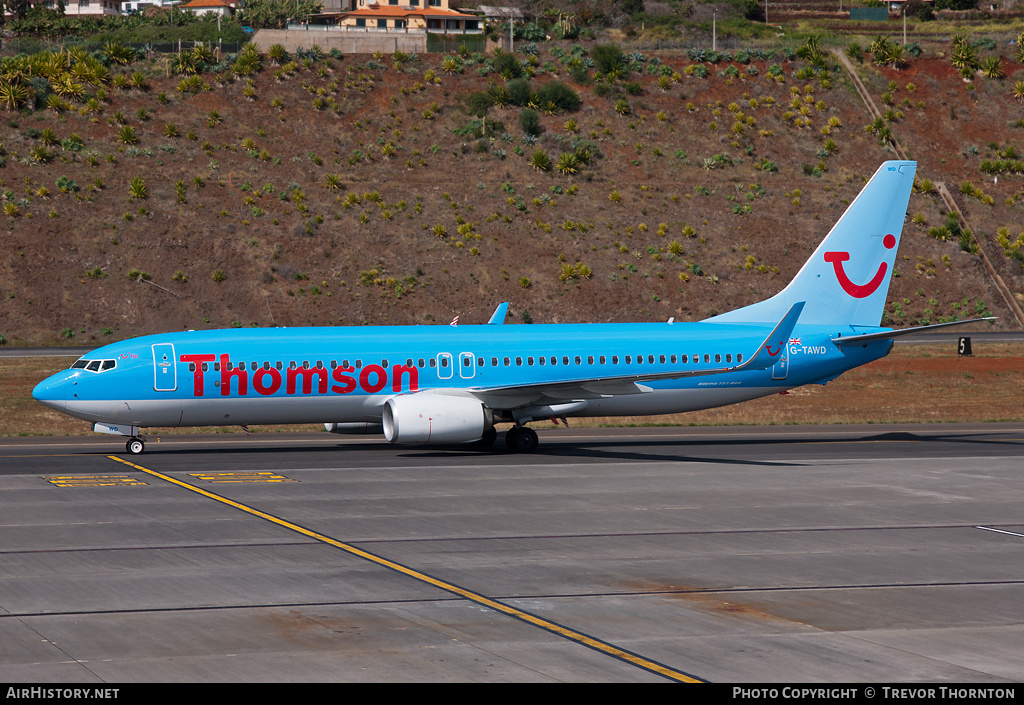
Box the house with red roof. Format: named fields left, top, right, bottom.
left=179, top=0, right=235, bottom=17
left=333, top=0, right=481, bottom=34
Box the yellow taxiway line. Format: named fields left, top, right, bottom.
left=107, top=454, right=703, bottom=683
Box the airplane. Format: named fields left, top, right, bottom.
left=33, top=160, right=992, bottom=455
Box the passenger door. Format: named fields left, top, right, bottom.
left=152, top=343, right=177, bottom=391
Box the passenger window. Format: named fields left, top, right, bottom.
left=649, top=355, right=656, bottom=364
left=492, top=357, right=498, bottom=367
left=599, top=356, right=605, bottom=364
left=539, top=357, right=545, bottom=366
left=504, top=357, right=510, bottom=366
left=726, top=354, right=732, bottom=363
left=704, top=354, right=710, bottom=364
left=189, top=362, right=196, bottom=372
left=737, top=354, right=743, bottom=363
left=587, top=356, right=593, bottom=364
left=682, top=355, right=688, bottom=363
left=612, top=356, right=618, bottom=364
left=715, top=354, right=721, bottom=363
left=516, top=357, right=523, bottom=366
left=626, top=355, right=632, bottom=364
left=440, top=358, right=448, bottom=368
left=528, top=357, right=534, bottom=366
left=429, top=359, right=436, bottom=368
left=419, top=359, right=425, bottom=367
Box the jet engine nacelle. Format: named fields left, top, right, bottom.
left=382, top=394, right=491, bottom=445
left=324, top=422, right=384, bottom=435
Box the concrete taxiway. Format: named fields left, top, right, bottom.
left=0, top=424, right=1022, bottom=682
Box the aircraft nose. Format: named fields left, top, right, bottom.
left=32, top=373, right=69, bottom=412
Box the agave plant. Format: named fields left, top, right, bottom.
left=980, top=56, right=1004, bottom=80
left=53, top=74, right=85, bottom=101
left=554, top=152, right=579, bottom=175
left=529, top=149, right=551, bottom=172
left=117, top=125, right=138, bottom=145
left=441, top=56, right=462, bottom=75
left=875, top=43, right=909, bottom=70
left=0, top=78, right=32, bottom=111
left=128, top=177, right=148, bottom=201
left=103, top=41, right=135, bottom=66
left=191, top=44, right=215, bottom=67
left=949, top=42, right=979, bottom=73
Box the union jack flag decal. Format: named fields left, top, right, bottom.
left=789, top=337, right=801, bottom=345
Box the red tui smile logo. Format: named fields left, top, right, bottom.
left=824, top=233, right=896, bottom=298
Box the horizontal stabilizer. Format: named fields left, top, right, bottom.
left=832, top=317, right=996, bottom=346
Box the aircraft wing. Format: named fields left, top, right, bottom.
left=470, top=302, right=804, bottom=405
left=831, top=317, right=995, bottom=346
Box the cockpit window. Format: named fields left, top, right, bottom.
left=71, top=358, right=117, bottom=373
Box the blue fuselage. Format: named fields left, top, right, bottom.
left=33, top=321, right=891, bottom=429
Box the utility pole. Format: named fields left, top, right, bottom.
left=712, top=9, right=716, bottom=51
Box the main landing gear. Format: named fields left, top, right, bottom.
left=505, top=426, right=538, bottom=453
left=126, top=437, right=146, bottom=455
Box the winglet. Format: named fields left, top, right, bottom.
left=488, top=302, right=509, bottom=325
left=733, top=301, right=805, bottom=372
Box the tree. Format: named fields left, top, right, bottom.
left=239, top=0, right=323, bottom=29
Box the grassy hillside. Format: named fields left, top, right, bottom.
left=0, top=37, right=1021, bottom=347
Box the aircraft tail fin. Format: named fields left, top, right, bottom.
left=707, top=161, right=916, bottom=327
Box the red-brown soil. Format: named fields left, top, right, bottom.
left=0, top=44, right=1022, bottom=346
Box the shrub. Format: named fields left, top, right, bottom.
left=519, top=108, right=542, bottom=137
left=493, top=52, right=523, bottom=79
left=593, top=44, right=624, bottom=75
left=507, top=77, right=531, bottom=106
left=534, top=81, right=581, bottom=113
